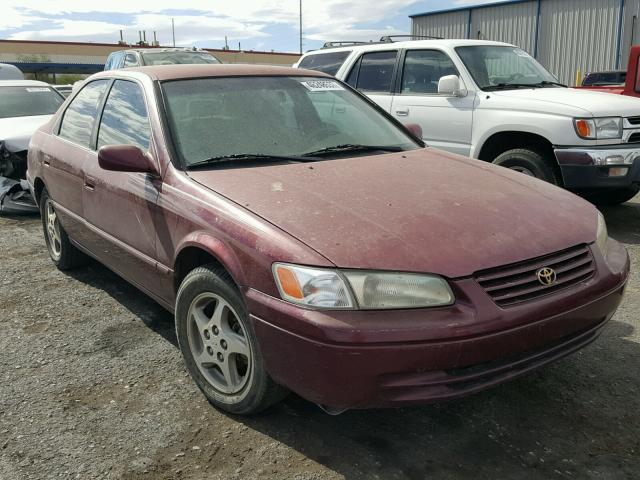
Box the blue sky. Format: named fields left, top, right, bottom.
left=0, top=1, right=499, bottom=53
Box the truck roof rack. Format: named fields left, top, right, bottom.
left=321, top=41, right=372, bottom=49
left=379, top=35, right=444, bottom=42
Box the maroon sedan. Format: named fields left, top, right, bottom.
left=27, top=65, right=629, bottom=415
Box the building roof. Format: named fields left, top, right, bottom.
left=410, top=0, right=533, bottom=18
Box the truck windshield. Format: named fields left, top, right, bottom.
left=141, top=51, right=221, bottom=65
left=162, top=76, right=419, bottom=167
left=456, top=46, right=559, bottom=91
left=0, top=86, right=64, bottom=119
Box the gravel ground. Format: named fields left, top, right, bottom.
left=1, top=195, right=639, bottom=480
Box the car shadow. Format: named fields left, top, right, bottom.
left=64, top=261, right=177, bottom=348
left=598, top=194, right=640, bottom=245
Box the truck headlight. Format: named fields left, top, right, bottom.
left=574, top=117, right=622, bottom=140
left=273, top=263, right=454, bottom=310
left=595, top=211, right=608, bottom=256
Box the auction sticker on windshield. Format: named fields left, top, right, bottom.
left=26, top=88, right=51, bottom=93
left=300, top=80, right=344, bottom=92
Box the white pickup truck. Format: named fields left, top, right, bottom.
left=295, top=39, right=640, bottom=205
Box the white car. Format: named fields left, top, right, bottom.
left=0, top=79, right=64, bottom=214
left=295, top=39, right=640, bottom=205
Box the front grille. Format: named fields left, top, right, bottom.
left=628, top=132, right=640, bottom=143
left=475, top=244, right=595, bottom=307
left=626, top=116, right=640, bottom=126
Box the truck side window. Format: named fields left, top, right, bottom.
left=298, top=51, right=351, bottom=76
left=401, top=50, right=458, bottom=94
left=354, top=51, right=398, bottom=93
left=123, top=53, right=138, bottom=67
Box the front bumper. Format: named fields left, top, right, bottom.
left=555, top=145, right=640, bottom=189
left=246, top=241, right=629, bottom=410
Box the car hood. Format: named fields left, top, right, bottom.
left=0, top=115, right=53, bottom=151
left=490, top=87, right=640, bottom=117
left=188, top=149, right=597, bottom=278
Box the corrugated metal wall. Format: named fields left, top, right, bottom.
left=411, top=0, right=634, bottom=86
left=411, top=10, right=469, bottom=40
left=471, top=1, right=537, bottom=53
left=537, top=0, right=620, bottom=85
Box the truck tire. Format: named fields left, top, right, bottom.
left=582, top=186, right=639, bottom=206
left=492, top=148, right=560, bottom=185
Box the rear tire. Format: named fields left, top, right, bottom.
left=40, top=188, right=86, bottom=270
left=492, top=148, right=560, bottom=185
left=175, top=265, right=288, bottom=415
left=581, top=186, right=640, bottom=206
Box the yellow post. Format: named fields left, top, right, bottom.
left=575, top=69, right=582, bottom=87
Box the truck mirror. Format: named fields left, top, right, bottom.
left=438, top=75, right=465, bottom=97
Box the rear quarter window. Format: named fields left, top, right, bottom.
left=298, top=51, right=351, bottom=76
left=58, top=80, right=110, bottom=148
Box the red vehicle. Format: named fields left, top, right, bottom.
left=27, top=65, right=629, bottom=414
left=577, top=46, right=640, bottom=97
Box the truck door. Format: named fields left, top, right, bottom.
left=390, top=49, right=474, bottom=156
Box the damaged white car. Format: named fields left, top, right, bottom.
left=0, top=79, right=64, bottom=214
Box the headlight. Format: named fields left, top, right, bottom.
left=273, top=263, right=454, bottom=310
left=574, top=117, right=622, bottom=140
left=596, top=210, right=608, bottom=256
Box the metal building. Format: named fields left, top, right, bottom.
left=410, top=0, right=640, bottom=85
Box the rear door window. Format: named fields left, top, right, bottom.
left=97, top=80, right=151, bottom=151
left=350, top=51, right=398, bottom=93
left=298, top=51, right=351, bottom=76
left=401, top=50, right=459, bottom=94
left=58, top=80, right=110, bottom=148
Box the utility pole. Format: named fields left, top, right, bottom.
left=172, top=18, right=176, bottom=47
left=299, top=0, right=303, bottom=54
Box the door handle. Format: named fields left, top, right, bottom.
left=84, top=176, right=96, bottom=191
left=43, top=154, right=51, bottom=167
left=396, top=109, right=409, bottom=116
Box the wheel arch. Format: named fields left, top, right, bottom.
left=477, top=131, right=556, bottom=164
left=32, top=176, right=46, bottom=206
left=173, top=234, right=246, bottom=294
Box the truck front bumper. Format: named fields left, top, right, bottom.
left=554, top=145, right=640, bottom=189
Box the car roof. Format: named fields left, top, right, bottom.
left=302, top=39, right=514, bottom=56
left=114, top=48, right=212, bottom=54
left=89, top=64, right=329, bottom=81
left=0, top=79, right=53, bottom=87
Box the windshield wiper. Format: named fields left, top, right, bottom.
left=188, top=153, right=315, bottom=169
left=484, top=80, right=567, bottom=91
left=302, top=144, right=406, bottom=157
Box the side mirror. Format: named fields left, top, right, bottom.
left=438, top=75, right=465, bottom=97
left=404, top=123, right=423, bottom=139
left=98, top=145, right=157, bottom=174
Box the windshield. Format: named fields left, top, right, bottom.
left=456, top=46, right=559, bottom=91
left=141, top=51, right=221, bottom=66
left=0, top=86, right=64, bottom=119
left=162, top=76, right=419, bottom=167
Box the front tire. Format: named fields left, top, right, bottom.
left=175, top=265, right=287, bottom=414
left=40, top=188, right=86, bottom=270
left=492, top=148, right=560, bottom=185
left=581, top=186, right=640, bottom=206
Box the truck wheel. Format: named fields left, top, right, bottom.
left=175, top=265, right=288, bottom=415
left=582, top=186, right=639, bottom=206
left=492, top=148, right=560, bottom=185
left=40, top=188, right=86, bottom=270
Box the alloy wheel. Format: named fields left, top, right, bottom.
left=45, top=200, right=62, bottom=260
left=186, top=292, right=252, bottom=394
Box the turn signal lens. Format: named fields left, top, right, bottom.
left=574, top=119, right=594, bottom=139
left=274, top=265, right=304, bottom=299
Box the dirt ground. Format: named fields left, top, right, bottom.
left=0, top=195, right=639, bottom=480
